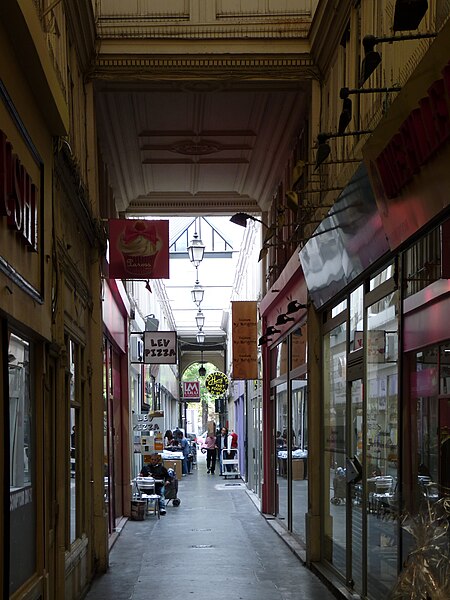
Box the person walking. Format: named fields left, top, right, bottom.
left=204, top=431, right=217, bottom=474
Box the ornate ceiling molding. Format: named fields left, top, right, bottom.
left=90, top=54, right=317, bottom=81
left=95, top=18, right=312, bottom=40
left=127, top=193, right=259, bottom=216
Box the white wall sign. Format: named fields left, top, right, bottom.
left=144, top=331, right=177, bottom=364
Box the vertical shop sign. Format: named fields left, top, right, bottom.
left=232, top=301, right=258, bottom=379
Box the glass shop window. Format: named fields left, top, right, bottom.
left=9, top=333, right=35, bottom=595
left=369, top=263, right=394, bottom=290
left=404, top=227, right=441, bottom=297
left=331, top=299, right=347, bottom=318
left=349, top=285, right=364, bottom=352
left=291, top=325, right=307, bottom=370
left=271, top=338, right=288, bottom=380
left=68, top=338, right=82, bottom=545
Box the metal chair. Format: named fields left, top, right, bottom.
left=135, top=477, right=160, bottom=518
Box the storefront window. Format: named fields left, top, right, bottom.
left=291, top=376, right=308, bottom=541
left=349, top=285, right=363, bottom=352
left=332, top=299, right=347, bottom=318
left=275, top=382, right=288, bottom=522
left=272, top=327, right=309, bottom=535
left=366, top=290, right=399, bottom=598
left=291, top=326, right=306, bottom=370
left=404, top=227, right=441, bottom=297
left=440, top=342, right=450, bottom=395
left=369, top=263, right=394, bottom=290
left=102, top=341, right=109, bottom=523
left=323, top=320, right=347, bottom=573
left=68, top=338, right=82, bottom=544
left=271, top=338, right=288, bottom=379
left=9, top=333, right=35, bottom=595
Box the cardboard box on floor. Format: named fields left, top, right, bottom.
left=292, top=459, right=305, bottom=480
left=163, top=458, right=182, bottom=479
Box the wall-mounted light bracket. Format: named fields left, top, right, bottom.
left=230, top=212, right=268, bottom=228
left=360, top=32, right=436, bottom=85
left=340, top=86, right=402, bottom=99
left=338, top=86, right=401, bottom=133
left=315, top=131, right=372, bottom=169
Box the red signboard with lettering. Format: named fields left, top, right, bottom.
left=109, top=219, right=169, bottom=279
left=183, top=381, right=200, bottom=401
left=0, top=129, right=38, bottom=251
left=366, top=60, right=450, bottom=250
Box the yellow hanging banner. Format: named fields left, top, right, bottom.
left=232, top=301, right=258, bottom=380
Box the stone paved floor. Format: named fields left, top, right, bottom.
left=84, top=455, right=339, bottom=600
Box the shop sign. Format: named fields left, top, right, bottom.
left=0, top=129, right=38, bottom=251
left=183, top=380, right=200, bottom=401
left=133, top=413, right=164, bottom=432
left=205, top=371, right=229, bottom=396
left=108, top=219, right=169, bottom=279
left=375, top=62, right=450, bottom=199
left=144, top=331, right=177, bottom=364
left=231, top=301, right=258, bottom=380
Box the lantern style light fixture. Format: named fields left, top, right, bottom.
left=195, top=310, right=205, bottom=329
left=187, top=219, right=205, bottom=267
left=191, top=273, right=204, bottom=306
left=196, top=330, right=205, bottom=344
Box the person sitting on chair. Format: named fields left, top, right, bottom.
left=140, top=453, right=171, bottom=515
